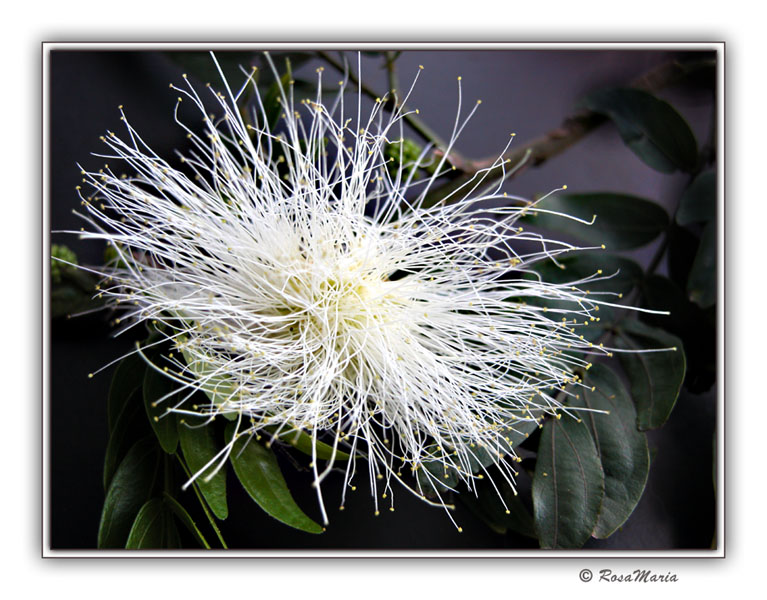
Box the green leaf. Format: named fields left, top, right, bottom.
left=529, top=251, right=642, bottom=296
left=264, top=426, right=351, bottom=462
left=108, top=353, right=147, bottom=432
left=417, top=413, right=541, bottom=496
left=581, top=88, right=698, bottom=173
left=125, top=498, right=180, bottom=549
left=98, top=438, right=159, bottom=548
left=641, top=275, right=716, bottom=393
left=572, top=363, right=650, bottom=538
left=667, top=222, right=700, bottom=289
left=677, top=170, right=717, bottom=226
left=103, top=388, right=143, bottom=490
left=162, top=492, right=211, bottom=549
left=143, top=366, right=179, bottom=454
left=227, top=424, right=323, bottom=534
left=164, top=51, right=312, bottom=88
left=524, top=252, right=642, bottom=335
left=614, top=319, right=686, bottom=430
left=458, top=475, right=536, bottom=538
left=524, top=193, right=669, bottom=250
left=179, top=346, right=238, bottom=420
left=532, top=416, right=604, bottom=549
left=687, top=220, right=717, bottom=308
left=264, top=71, right=293, bottom=131
left=50, top=282, right=97, bottom=319
left=165, top=51, right=258, bottom=85
left=178, top=417, right=228, bottom=520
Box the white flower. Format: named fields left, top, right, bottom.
left=75, top=53, right=624, bottom=526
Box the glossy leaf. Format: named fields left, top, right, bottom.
left=162, top=492, right=211, bottom=549
left=687, top=220, right=717, bottom=308
left=227, top=425, right=323, bottom=534
left=581, top=88, right=697, bottom=173
left=178, top=417, right=228, bottom=520
left=108, top=353, right=146, bottom=432
left=98, top=438, right=159, bottom=548
left=677, top=170, right=717, bottom=226
left=524, top=192, right=669, bottom=250
left=143, top=366, right=179, bottom=454
left=125, top=498, right=181, bottom=549
left=615, top=319, right=686, bottom=430
left=532, top=416, right=604, bottom=548
left=572, top=363, right=650, bottom=538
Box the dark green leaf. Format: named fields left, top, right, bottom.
left=524, top=193, right=669, bottom=250
left=264, top=71, right=293, bottom=131
left=50, top=266, right=104, bottom=319
left=458, top=474, right=536, bottom=538
left=125, top=498, right=180, bottom=549
left=641, top=274, right=695, bottom=333
left=179, top=345, right=238, bottom=421
left=98, top=438, right=159, bottom=548
left=687, top=220, right=717, bottom=308
left=677, top=170, right=717, bottom=226
left=108, top=353, right=146, bottom=432
left=667, top=222, right=699, bottom=289
left=50, top=282, right=97, bottom=319
left=529, top=251, right=642, bottom=296
left=615, top=319, right=686, bottom=430
left=162, top=492, right=211, bottom=549
left=165, top=52, right=258, bottom=86
left=265, top=426, right=351, bottom=462
left=524, top=252, right=642, bottom=336
left=164, top=52, right=312, bottom=98
left=581, top=88, right=698, bottom=173
left=178, top=417, right=228, bottom=520
left=573, top=363, right=650, bottom=538
left=641, top=275, right=716, bottom=393
left=103, top=387, right=144, bottom=490
left=227, top=425, right=323, bottom=534
left=418, top=413, right=541, bottom=497
left=532, top=416, right=604, bottom=548
left=143, top=367, right=179, bottom=454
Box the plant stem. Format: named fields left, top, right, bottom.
left=317, top=50, right=448, bottom=150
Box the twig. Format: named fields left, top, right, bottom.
left=422, top=58, right=715, bottom=206
left=317, top=50, right=449, bottom=149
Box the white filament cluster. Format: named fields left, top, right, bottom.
left=74, top=53, right=627, bottom=526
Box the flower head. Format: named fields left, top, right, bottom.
left=74, top=53, right=624, bottom=525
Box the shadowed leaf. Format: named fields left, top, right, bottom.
left=615, top=320, right=686, bottom=430
left=581, top=88, right=697, bottom=173
left=98, top=438, right=159, bottom=548
left=532, top=416, right=604, bottom=548
left=573, top=363, right=650, bottom=538
left=525, top=192, right=669, bottom=250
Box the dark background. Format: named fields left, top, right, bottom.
left=49, top=49, right=717, bottom=550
